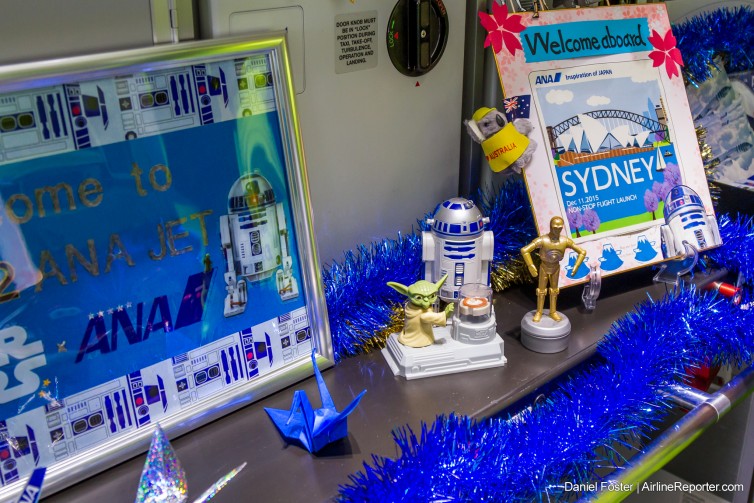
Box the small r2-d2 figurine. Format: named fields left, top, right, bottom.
left=659, top=185, right=721, bottom=259
left=220, top=172, right=299, bottom=317
left=381, top=197, right=506, bottom=380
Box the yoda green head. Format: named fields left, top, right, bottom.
left=387, top=274, right=448, bottom=310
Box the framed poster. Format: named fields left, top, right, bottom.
left=0, top=34, right=331, bottom=498
left=488, top=4, right=720, bottom=286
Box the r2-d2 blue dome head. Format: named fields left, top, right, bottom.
left=429, top=198, right=486, bottom=238
left=663, top=185, right=703, bottom=223
left=228, top=172, right=275, bottom=214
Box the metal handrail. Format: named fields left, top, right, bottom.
left=580, top=364, right=754, bottom=503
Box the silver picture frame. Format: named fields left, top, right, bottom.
left=0, top=33, right=331, bottom=499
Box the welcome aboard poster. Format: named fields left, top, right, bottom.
left=486, top=4, right=716, bottom=286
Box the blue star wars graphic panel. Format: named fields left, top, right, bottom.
left=0, top=49, right=317, bottom=488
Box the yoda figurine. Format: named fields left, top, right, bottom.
left=387, top=275, right=454, bottom=348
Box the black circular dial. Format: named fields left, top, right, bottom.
left=387, top=0, right=449, bottom=77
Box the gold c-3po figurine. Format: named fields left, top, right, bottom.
left=521, top=216, right=586, bottom=323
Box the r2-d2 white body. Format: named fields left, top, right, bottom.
left=220, top=172, right=298, bottom=317
left=659, top=185, right=721, bottom=259
left=423, top=198, right=495, bottom=302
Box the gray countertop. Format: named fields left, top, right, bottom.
left=45, top=271, right=665, bottom=502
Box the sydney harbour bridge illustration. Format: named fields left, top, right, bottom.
left=546, top=99, right=669, bottom=166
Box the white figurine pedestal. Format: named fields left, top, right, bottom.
left=520, top=310, right=571, bottom=353
left=381, top=326, right=506, bottom=380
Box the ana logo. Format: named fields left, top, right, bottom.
left=535, top=72, right=562, bottom=85
left=18, top=467, right=46, bottom=503
left=0, top=326, right=47, bottom=404
left=18, top=485, right=40, bottom=503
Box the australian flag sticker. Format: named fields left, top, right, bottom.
left=503, top=95, right=531, bottom=121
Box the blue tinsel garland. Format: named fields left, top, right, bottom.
left=708, top=213, right=754, bottom=282
left=337, top=288, right=754, bottom=502
left=323, top=232, right=423, bottom=362
left=673, top=6, right=754, bottom=84
left=478, top=179, right=537, bottom=291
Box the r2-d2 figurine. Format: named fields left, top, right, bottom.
left=423, top=197, right=499, bottom=346
left=423, top=198, right=495, bottom=302
left=220, top=172, right=299, bottom=317
left=660, top=185, right=721, bottom=259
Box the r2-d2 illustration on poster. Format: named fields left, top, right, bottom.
left=220, top=172, right=299, bottom=317
left=423, top=198, right=495, bottom=301
left=659, top=185, right=721, bottom=259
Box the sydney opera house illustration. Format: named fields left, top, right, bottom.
left=546, top=98, right=671, bottom=167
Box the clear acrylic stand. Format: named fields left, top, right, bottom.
left=653, top=241, right=699, bottom=286
left=581, top=262, right=602, bottom=311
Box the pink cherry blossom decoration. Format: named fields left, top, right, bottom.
left=479, top=2, right=526, bottom=56
left=648, top=29, right=684, bottom=79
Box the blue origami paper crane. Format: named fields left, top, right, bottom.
left=265, top=350, right=366, bottom=453
left=16, top=467, right=45, bottom=503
